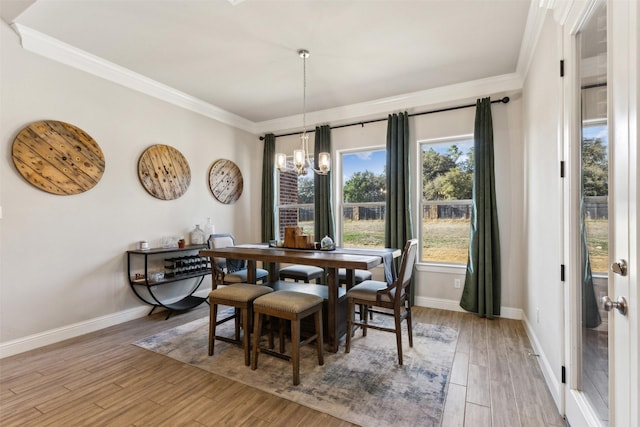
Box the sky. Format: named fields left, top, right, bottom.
left=583, top=123, right=608, bottom=143
left=342, top=150, right=386, bottom=182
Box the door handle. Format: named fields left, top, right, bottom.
left=601, top=296, right=628, bottom=315
left=611, top=259, right=628, bottom=276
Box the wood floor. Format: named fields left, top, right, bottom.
left=0, top=306, right=565, bottom=426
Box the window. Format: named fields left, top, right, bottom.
left=340, top=149, right=386, bottom=248
left=277, top=159, right=314, bottom=239
left=420, top=137, right=474, bottom=264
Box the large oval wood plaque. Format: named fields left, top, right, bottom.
left=209, top=159, right=243, bottom=204
left=138, top=144, right=191, bottom=200
left=12, top=120, right=105, bottom=195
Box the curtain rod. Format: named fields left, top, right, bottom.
left=259, top=96, right=510, bottom=140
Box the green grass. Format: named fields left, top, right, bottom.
left=585, top=219, right=608, bottom=273
left=422, top=219, right=470, bottom=264
left=303, top=218, right=609, bottom=271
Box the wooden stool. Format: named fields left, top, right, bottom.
left=338, top=268, right=373, bottom=288
left=208, top=284, right=274, bottom=366
left=278, top=265, right=324, bottom=283
left=251, top=290, right=324, bottom=385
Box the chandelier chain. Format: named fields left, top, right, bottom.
left=302, top=50, right=307, bottom=135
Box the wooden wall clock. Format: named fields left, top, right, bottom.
left=138, top=144, right=191, bottom=200
left=209, top=159, right=243, bottom=204
left=11, top=120, right=106, bottom=195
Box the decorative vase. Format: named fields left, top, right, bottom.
left=190, top=225, right=205, bottom=245
left=321, top=235, right=334, bottom=250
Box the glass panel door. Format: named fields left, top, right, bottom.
left=577, top=1, right=609, bottom=424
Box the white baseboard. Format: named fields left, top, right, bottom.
left=521, top=314, right=563, bottom=411
left=0, top=306, right=149, bottom=359
left=4, top=292, right=526, bottom=359
left=0, top=288, right=212, bottom=359
left=414, top=296, right=523, bottom=320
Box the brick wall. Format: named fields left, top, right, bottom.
left=278, top=169, right=299, bottom=239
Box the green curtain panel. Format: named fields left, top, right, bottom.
left=261, top=133, right=276, bottom=244
left=460, top=98, right=501, bottom=318
left=385, top=112, right=414, bottom=303
left=314, top=125, right=335, bottom=241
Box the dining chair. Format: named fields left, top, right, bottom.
left=344, top=239, right=418, bottom=365
left=338, top=268, right=372, bottom=289
left=207, top=233, right=268, bottom=286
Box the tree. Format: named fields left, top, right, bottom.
left=440, top=168, right=473, bottom=199
left=422, top=145, right=473, bottom=200
left=582, top=138, right=608, bottom=196
left=297, top=176, right=314, bottom=203
left=343, top=170, right=386, bottom=203
left=422, top=148, right=456, bottom=182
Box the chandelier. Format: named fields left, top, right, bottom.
left=275, top=49, right=330, bottom=176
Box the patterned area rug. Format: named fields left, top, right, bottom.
left=134, top=312, right=458, bottom=427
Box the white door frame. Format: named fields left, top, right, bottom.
left=561, top=0, right=639, bottom=426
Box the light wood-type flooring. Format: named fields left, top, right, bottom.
left=0, top=306, right=566, bottom=426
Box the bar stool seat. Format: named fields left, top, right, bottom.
left=251, top=290, right=324, bottom=385
left=208, top=283, right=273, bottom=366
left=338, top=268, right=373, bottom=288
left=279, top=265, right=324, bottom=283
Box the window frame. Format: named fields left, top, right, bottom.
left=417, top=134, right=474, bottom=268
left=336, top=145, right=387, bottom=248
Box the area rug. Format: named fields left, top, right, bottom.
left=134, top=312, right=458, bottom=427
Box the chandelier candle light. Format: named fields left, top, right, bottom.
left=275, top=49, right=331, bottom=176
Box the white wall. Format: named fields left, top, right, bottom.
left=0, top=21, right=262, bottom=355
left=521, top=12, right=564, bottom=407
left=275, top=98, right=525, bottom=315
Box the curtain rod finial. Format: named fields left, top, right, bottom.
left=501, top=96, right=510, bottom=103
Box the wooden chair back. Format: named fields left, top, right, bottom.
left=378, top=239, right=418, bottom=306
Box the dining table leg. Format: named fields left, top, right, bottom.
left=268, top=262, right=280, bottom=282
left=345, top=269, right=356, bottom=289
left=326, top=267, right=339, bottom=353
left=247, top=260, right=256, bottom=284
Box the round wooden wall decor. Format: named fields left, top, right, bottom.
left=209, top=159, right=243, bottom=204
left=138, top=144, right=191, bottom=200
left=11, top=120, right=106, bottom=195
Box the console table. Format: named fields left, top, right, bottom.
left=127, top=245, right=210, bottom=319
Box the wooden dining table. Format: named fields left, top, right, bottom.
left=200, top=244, right=400, bottom=352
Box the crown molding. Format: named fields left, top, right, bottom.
left=254, top=72, right=523, bottom=135
left=516, top=0, right=552, bottom=80
left=11, top=23, right=258, bottom=134
left=11, top=22, right=526, bottom=139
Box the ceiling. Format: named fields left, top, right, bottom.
left=3, top=0, right=534, bottom=132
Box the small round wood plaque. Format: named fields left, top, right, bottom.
left=11, top=120, right=106, bottom=195
left=138, top=144, right=191, bottom=200
left=209, top=159, right=243, bottom=204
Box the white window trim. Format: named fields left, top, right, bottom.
left=335, top=145, right=386, bottom=247
left=415, top=133, right=474, bottom=269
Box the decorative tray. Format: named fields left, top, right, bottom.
left=269, top=241, right=335, bottom=251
